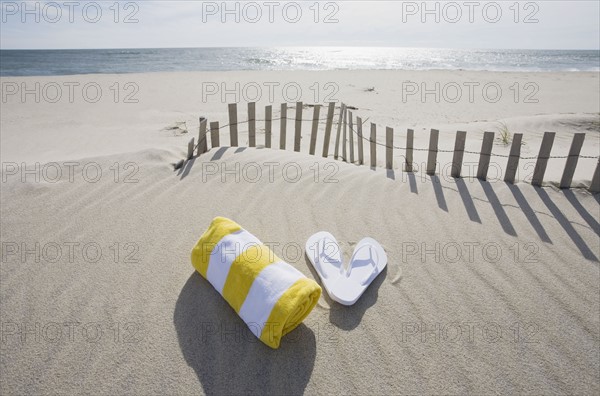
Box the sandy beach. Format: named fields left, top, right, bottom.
left=1, top=70, right=599, bottom=394
left=2, top=70, right=599, bottom=182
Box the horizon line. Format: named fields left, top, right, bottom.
left=1, top=46, right=599, bottom=51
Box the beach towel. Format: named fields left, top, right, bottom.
left=191, top=217, right=322, bottom=349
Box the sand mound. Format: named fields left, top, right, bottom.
left=1, top=147, right=598, bottom=394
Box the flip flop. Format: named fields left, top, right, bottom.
left=334, top=237, right=387, bottom=305
left=305, top=231, right=343, bottom=295
left=305, top=233, right=387, bottom=305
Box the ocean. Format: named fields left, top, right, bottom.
left=1, top=47, right=598, bottom=76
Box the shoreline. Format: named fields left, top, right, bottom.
left=2, top=47, right=599, bottom=76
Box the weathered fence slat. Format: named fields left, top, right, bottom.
left=210, top=121, right=220, bottom=148
left=187, top=137, right=195, bottom=160
left=248, top=102, right=256, bottom=148
left=406, top=129, right=414, bottom=172
left=477, top=132, right=495, bottom=180
left=228, top=103, right=238, bottom=147
left=348, top=111, right=355, bottom=163
left=265, top=105, right=272, bottom=148
left=309, top=105, right=321, bottom=155
left=370, top=123, right=377, bottom=168
left=560, top=133, right=586, bottom=189
left=294, top=101, right=303, bottom=152
left=334, top=103, right=346, bottom=159
left=504, top=133, right=522, bottom=184
left=532, top=132, right=556, bottom=186
left=188, top=102, right=600, bottom=192
left=590, top=160, right=600, bottom=193
left=426, top=129, right=439, bottom=175
left=342, top=108, right=348, bottom=162
left=386, top=127, right=393, bottom=170
left=197, top=117, right=208, bottom=155
left=357, top=117, right=364, bottom=165
left=451, top=131, right=467, bottom=178
left=279, top=103, right=287, bottom=150
left=322, top=102, right=335, bottom=158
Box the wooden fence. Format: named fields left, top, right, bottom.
left=181, top=101, right=600, bottom=193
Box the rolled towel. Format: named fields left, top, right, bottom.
left=191, top=217, right=322, bottom=349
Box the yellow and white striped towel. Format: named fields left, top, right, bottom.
left=191, top=217, right=322, bottom=349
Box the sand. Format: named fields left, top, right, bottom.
left=1, top=70, right=599, bottom=395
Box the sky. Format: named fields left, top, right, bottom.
left=1, top=0, right=599, bottom=50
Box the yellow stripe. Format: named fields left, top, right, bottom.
left=221, top=244, right=280, bottom=313
left=190, top=217, right=242, bottom=278
left=260, top=278, right=322, bottom=349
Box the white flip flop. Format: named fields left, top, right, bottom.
left=305, top=233, right=387, bottom=306
left=334, top=237, right=387, bottom=305
left=305, top=231, right=343, bottom=283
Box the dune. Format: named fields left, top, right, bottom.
left=1, top=70, right=599, bottom=394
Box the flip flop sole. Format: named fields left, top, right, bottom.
left=305, top=231, right=343, bottom=301
left=331, top=238, right=387, bottom=305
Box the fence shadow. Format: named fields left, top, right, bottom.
left=478, top=179, right=518, bottom=236
left=176, top=146, right=253, bottom=180
left=563, top=189, right=600, bottom=236
left=451, top=179, right=599, bottom=262
left=407, top=172, right=418, bottom=194
left=179, top=156, right=196, bottom=180
left=455, top=178, right=481, bottom=223
left=535, top=188, right=599, bottom=262
left=210, top=146, right=229, bottom=161
left=174, top=272, right=317, bottom=396
left=428, top=177, right=598, bottom=262
left=507, top=183, right=552, bottom=243
left=431, top=175, right=448, bottom=212
left=386, top=169, right=395, bottom=181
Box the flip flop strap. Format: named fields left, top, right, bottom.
left=347, top=244, right=379, bottom=285
left=317, top=236, right=340, bottom=279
